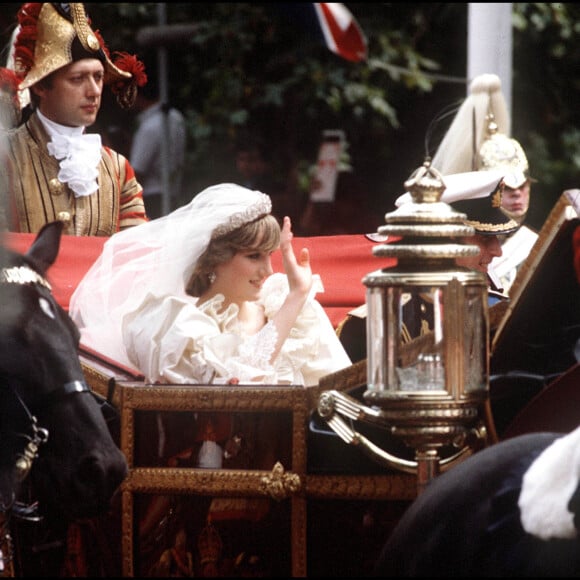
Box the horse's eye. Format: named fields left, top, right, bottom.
left=39, top=296, right=56, bottom=319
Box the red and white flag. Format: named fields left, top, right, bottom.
left=313, top=3, right=367, bottom=62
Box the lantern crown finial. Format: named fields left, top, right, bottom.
left=403, top=158, right=446, bottom=204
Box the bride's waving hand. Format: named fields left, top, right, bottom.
left=270, top=216, right=313, bottom=361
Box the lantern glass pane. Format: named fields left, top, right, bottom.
left=367, top=284, right=449, bottom=394
left=463, top=286, right=487, bottom=392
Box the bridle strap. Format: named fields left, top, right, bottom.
left=0, top=265, right=51, bottom=291
left=55, top=380, right=90, bottom=397
left=2, top=380, right=91, bottom=497
left=20, top=380, right=91, bottom=413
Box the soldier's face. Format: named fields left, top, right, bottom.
left=501, top=181, right=530, bottom=219
left=33, top=59, right=104, bottom=128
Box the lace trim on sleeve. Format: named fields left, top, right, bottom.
left=238, top=320, right=278, bottom=369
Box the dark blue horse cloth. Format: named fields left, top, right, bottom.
left=374, top=432, right=580, bottom=577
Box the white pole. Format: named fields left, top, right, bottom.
left=157, top=3, right=171, bottom=216
left=467, top=3, right=513, bottom=131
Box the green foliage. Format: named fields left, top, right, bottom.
left=2, top=2, right=574, bottom=225
left=84, top=2, right=447, bottom=201
left=511, top=2, right=580, bottom=227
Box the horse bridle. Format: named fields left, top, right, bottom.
left=8, top=380, right=92, bottom=483
left=0, top=265, right=53, bottom=289
left=0, top=264, right=94, bottom=570
left=0, top=264, right=94, bottom=485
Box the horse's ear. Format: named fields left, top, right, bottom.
left=27, top=221, right=64, bottom=274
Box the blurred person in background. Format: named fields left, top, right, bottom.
left=233, top=131, right=295, bottom=223
left=130, top=52, right=186, bottom=219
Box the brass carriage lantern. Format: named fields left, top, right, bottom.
left=318, top=160, right=491, bottom=492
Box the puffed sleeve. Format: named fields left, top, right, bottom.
left=123, top=293, right=218, bottom=383
left=260, top=273, right=352, bottom=386
left=122, top=293, right=279, bottom=384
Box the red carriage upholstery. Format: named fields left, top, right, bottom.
left=4, top=232, right=107, bottom=315
left=3, top=231, right=393, bottom=328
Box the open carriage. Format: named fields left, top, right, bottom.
left=4, top=190, right=579, bottom=577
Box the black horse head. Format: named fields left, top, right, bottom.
left=0, top=222, right=127, bottom=522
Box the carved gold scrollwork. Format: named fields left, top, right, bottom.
left=260, top=462, right=301, bottom=500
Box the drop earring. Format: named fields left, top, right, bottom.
left=208, top=272, right=216, bottom=284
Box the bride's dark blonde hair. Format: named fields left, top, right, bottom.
left=186, top=214, right=280, bottom=296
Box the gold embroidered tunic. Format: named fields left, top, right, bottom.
left=2, top=113, right=148, bottom=236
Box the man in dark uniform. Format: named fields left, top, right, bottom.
left=338, top=171, right=519, bottom=362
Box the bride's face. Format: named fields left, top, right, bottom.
left=212, top=249, right=275, bottom=303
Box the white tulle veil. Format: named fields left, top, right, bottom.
left=69, top=183, right=272, bottom=368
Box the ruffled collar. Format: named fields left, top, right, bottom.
left=38, top=109, right=102, bottom=198
left=197, top=294, right=240, bottom=329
